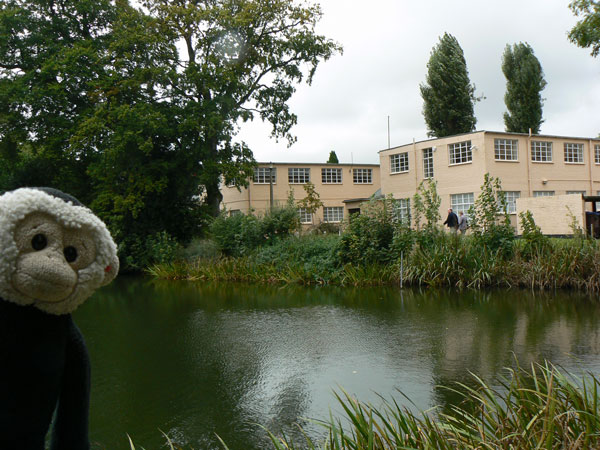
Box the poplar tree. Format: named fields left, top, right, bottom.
left=420, top=33, right=478, bottom=138
left=502, top=43, right=547, bottom=134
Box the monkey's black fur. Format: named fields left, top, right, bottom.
left=0, top=298, right=90, bottom=450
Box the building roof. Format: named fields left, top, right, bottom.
left=378, top=130, right=600, bottom=153
left=256, top=161, right=379, bottom=167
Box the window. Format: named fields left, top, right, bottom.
left=321, top=168, right=342, bottom=184
left=394, top=198, right=411, bottom=225
left=253, top=167, right=276, bottom=184
left=298, top=208, right=312, bottom=224
left=353, top=168, right=372, bottom=184
left=422, top=148, right=434, bottom=178
left=229, top=209, right=241, bottom=217
left=288, top=167, right=310, bottom=184
left=323, top=206, right=344, bottom=223
left=451, top=193, right=474, bottom=214
left=531, top=141, right=553, bottom=162
left=448, top=141, right=472, bottom=165
left=595, top=145, right=600, bottom=164
left=567, top=190, right=586, bottom=195
left=499, top=191, right=520, bottom=214
left=390, top=152, right=409, bottom=173
left=564, top=143, right=584, bottom=163
left=495, top=139, right=518, bottom=161
left=533, top=191, right=555, bottom=197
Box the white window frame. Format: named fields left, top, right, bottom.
left=494, top=139, right=518, bottom=161
left=394, top=198, right=411, bottom=225
left=390, top=152, right=409, bottom=174
left=321, top=168, right=342, bottom=184
left=298, top=207, right=313, bottom=224
left=450, top=193, right=474, bottom=214
left=595, top=144, right=600, bottom=164
left=533, top=191, right=555, bottom=197
left=499, top=191, right=520, bottom=214
left=353, top=168, right=373, bottom=184
left=323, top=206, right=344, bottom=223
left=531, top=141, right=553, bottom=162
left=253, top=167, right=276, bottom=184
left=288, top=167, right=310, bottom=184
left=448, top=141, right=472, bottom=165
left=422, top=148, right=434, bottom=178
left=564, top=143, right=584, bottom=164
left=566, top=190, right=586, bottom=195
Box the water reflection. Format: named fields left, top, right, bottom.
left=76, top=277, right=600, bottom=449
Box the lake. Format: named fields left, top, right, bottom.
left=76, top=276, right=600, bottom=449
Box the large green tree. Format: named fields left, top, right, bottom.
left=420, top=33, right=478, bottom=138
left=142, top=0, right=341, bottom=216
left=568, top=0, right=600, bottom=56
left=0, top=0, right=340, bottom=266
left=501, top=43, right=546, bottom=134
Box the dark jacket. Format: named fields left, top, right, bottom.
left=443, top=211, right=459, bottom=228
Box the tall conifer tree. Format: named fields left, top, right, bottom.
left=420, top=33, right=478, bottom=138
left=502, top=43, right=547, bottom=134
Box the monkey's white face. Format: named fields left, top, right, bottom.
left=0, top=188, right=119, bottom=315
left=12, top=213, right=97, bottom=304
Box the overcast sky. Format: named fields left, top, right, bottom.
left=235, top=0, right=600, bottom=165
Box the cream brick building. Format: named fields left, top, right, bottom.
left=221, top=162, right=381, bottom=226
left=379, top=130, right=600, bottom=228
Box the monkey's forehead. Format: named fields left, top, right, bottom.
left=0, top=188, right=101, bottom=230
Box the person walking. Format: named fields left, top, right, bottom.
left=443, top=208, right=459, bottom=233
left=458, top=211, right=468, bottom=235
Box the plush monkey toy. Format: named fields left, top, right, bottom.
left=0, top=187, right=119, bottom=450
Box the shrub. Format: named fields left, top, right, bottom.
left=119, top=231, right=181, bottom=272
left=335, top=196, right=399, bottom=265
left=518, top=210, right=550, bottom=260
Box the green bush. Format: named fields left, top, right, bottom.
left=119, top=231, right=181, bottom=272
left=210, top=205, right=301, bottom=257
left=518, top=210, right=550, bottom=260
left=335, top=198, right=399, bottom=266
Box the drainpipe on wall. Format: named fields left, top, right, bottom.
left=589, top=139, right=594, bottom=196
left=269, top=162, right=274, bottom=212
left=413, top=138, right=418, bottom=194
left=526, top=129, right=532, bottom=196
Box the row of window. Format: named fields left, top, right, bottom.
left=253, top=167, right=373, bottom=185
left=389, top=140, right=600, bottom=176
left=298, top=206, right=345, bottom=224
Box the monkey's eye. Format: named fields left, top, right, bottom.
left=64, top=246, right=78, bottom=263
left=31, top=234, right=47, bottom=251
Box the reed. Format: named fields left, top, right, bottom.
left=149, top=234, right=600, bottom=292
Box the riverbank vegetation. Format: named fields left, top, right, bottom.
left=149, top=176, right=600, bottom=292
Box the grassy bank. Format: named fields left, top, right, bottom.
left=148, top=233, right=600, bottom=292
left=130, top=362, right=600, bottom=449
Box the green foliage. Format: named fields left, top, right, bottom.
left=120, top=231, right=181, bottom=272
left=296, top=181, right=323, bottom=215
left=518, top=210, right=550, bottom=260
left=0, top=0, right=341, bottom=268
left=468, top=173, right=515, bottom=257
left=420, top=33, right=479, bottom=138
left=327, top=150, right=339, bottom=163
left=210, top=205, right=300, bottom=257
left=569, top=0, right=600, bottom=57
left=335, top=196, right=403, bottom=266
left=502, top=42, right=547, bottom=134
left=412, top=178, right=441, bottom=230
